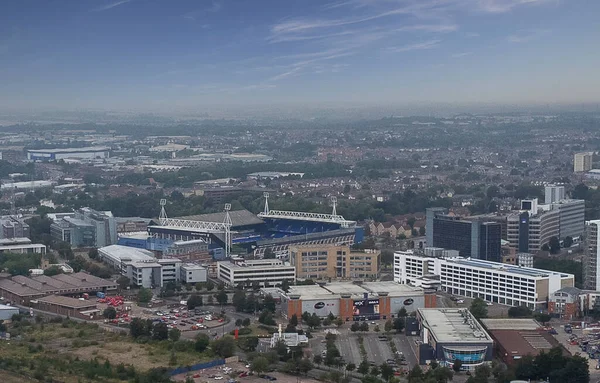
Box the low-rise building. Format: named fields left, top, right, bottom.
left=180, top=264, right=207, bottom=284
left=33, top=295, right=100, bottom=320
left=548, top=286, right=582, bottom=320
left=0, top=237, right=46, bottom=255
left=289, top=244, right=379, bottom=280
left=217, top=259, right=296, bottom=288
left=417, top=308, right=493, bottom=371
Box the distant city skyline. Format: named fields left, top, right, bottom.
left=1, top=0, right=599, bottom=111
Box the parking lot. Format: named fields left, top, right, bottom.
left=552, top=326, right=600, bottom=379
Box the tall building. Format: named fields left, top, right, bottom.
left=574, top=152, right=593, bottom=173
left=0, top=216, right=30, bottom=239
left=553, top=199, right=585, bottom=240
left=426, top=207, right=447, bottom=246
left=427, top=210, right=501, bottom=262
left=507, top=209, right=560, bottom=253
left=289, top=244, right=380, bottom=280
left=584, top=220, right=600, bottom=291
left=50, top=208, right=117, bottom=248
left=544, top=185, right=565, bottom=204
left=75, top=208, right=117, bottom=248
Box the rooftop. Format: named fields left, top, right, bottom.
left=99, top=244, right=155, bottom=262
left=0, top=304, right=18, bottom=310
left=450, top=258, right=573, bottom=279
left=418, top=308, right=492, bottom=343
left=37, top=295, right=98, bottom=309
left=287, top=282, right=425, bottom=300
left=27, top=146, right=110, bottom=154
left=481, top=318, right=541, bottom=331
left=0, top=272, right=117, bottom=297
left=487, top=329, right=565, bottom=358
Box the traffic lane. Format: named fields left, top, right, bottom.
left=362, top=334, right=393, bottom=364
left=336, top=335, right=363, bottom=366
left=393, top=334, right=418, bottom=368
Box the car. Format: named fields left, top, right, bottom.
left=456, top=300, right=464, bottom=304
left=370, top=321, right=376, bottom=325
left=218, top=318, right=224, bottom=323
left=486, top=302, right=493, bottom=306
left=245, top=364, right=251, bottom=368
left=214, top=376, right=223, bottom=380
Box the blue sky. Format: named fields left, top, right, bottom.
left=1, top=0, right=599, bottom=111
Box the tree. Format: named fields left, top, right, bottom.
left=430, top=367, right=453, bottom=382
left=397, top=307, right=408, bottom=318
left=169, top=328, right=181, bottom=342
left=289, top=314, right=299, bottom=327
left=393, top=318, right=405, bottom=333
left=407, top=365, right=423, bottom=381
left=251, top=356, right=270, bottom=375
left=281, top=279, right=291, bottom=293
left=358, top=360, right=370, bottom=375
left=242, top=318, right=251, bottom=327
left=187, top=294, right=203, bottom=310
left=194, top=334, right=210, bottom=353
left=346, top=363, right=356, bottom=373
left=384, top=319, right=393, bottom=333
left=43, top=266, right=63, bottom=276
left=216, top=290, right=228, bottom=305
left=88, top=248, right=99, bottom=260
left=534, top=312, right=551, bottom=324
left=508, top=305, right=532, bottom=318
left=211, top=336, right=236, bottom=358
left=564, top=236, right=574, bottom=248
left=298, top=358, right=314, bottom=375
left=259, top=310, right=276, bottom=326
left=549, top=236, right=561, bottom=254
left=313, top=355, right=323, bottom=366
left=232, top=290, right=247, bottom=311
left=335, top=318, right=343, bottom=327
left=380, top=363, right=394, bottom=381
left=380, top=250, right=394, bottom=266
left=263, top=294, right=277, bottom=312
left=370, top=366, right=380, bottom=376
left=103, top=306, right=117, bottom=320
left=117, top=276, right=131, bottom=290
left=153, top=322, right=169, bottom=340
left=137, top=287, right=153, bottom=304
left=130, top=317, right=148, bottom=339
left=206, top=281, right=215, bottom=291
left=359, top=322, right=369, bottom=332
left=351, top=322, right=360, bottom=332
left=452, top=359, right=462, bottom=373
left=469, top=298, right=488, bottom=320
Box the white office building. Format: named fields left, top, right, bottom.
left=180, top=263, right=207, bottom=284
left=217, top=259, right=296, bottom=288
left=394, top=251, right=574, bottom=309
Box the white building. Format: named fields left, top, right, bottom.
left=180, top=264, right=207, bottom=284
left=27, top=146, right=110, bottom=162
left=545, top=185, right=565, bottom=204
left=0, top=239, right=46, bottom=255
left=98, top=245, right=181, bottom=288
left=574, top=152, right=593, bottom=173
left=394, top=251, right=574, bottom=309
left=217, top=259, right=296, bottom=288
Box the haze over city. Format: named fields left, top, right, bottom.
left=1, top=0, right=599, bottom=113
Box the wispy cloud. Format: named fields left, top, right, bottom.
left=476, top=0, right=555, bottom=14
left=92, top=0, right=132, bottom=12
left=184, top=1, right=223, bottom=21
left=452, top=52, right=472, bottom=58
left=507, top=29, right=550, bottom=43
left=387, top=39, right=441, bottom=53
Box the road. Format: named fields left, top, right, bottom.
left=362, top=334, right=394, bottom=363
left=393, top=335, right=418, bottom=369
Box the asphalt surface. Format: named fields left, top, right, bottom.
left=336, top=334, right=362, bottom=366
left=362, top=334, right=394, bottom=364
left=393, top=335, right=418, bottom=370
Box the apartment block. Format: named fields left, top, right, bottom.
left=574, top=152, right=593, bottom=173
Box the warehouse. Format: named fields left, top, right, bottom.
left=0, top=303, right=19, bottom=320
left=283, top=281, right=436, bottom=320
left=32, top=295, right=99, bottom=320
left=417, top=308, right=493, bottom=371
left=0, top=272, right=117, bottom=305
left=27, top=146, right=110, bottom=161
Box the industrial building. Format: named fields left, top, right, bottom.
left=394, top=251, right=575, bottom=309
left=32, top=295, right=100, bottom=320
left=217, top=259, right=296, bottom=288
left=417, top=308, right=493, bottom=371
left=27, top=146, right=110, bottom=162
left=481, top=318, right=567, bottom=366
left=425, top=208, right=502, bottom=262
left=289, top=244, right=379, bottom=280
left=282, top=281, right=436, bottom=321
left=0, top=272, right=117, bottom=305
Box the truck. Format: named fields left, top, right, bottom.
left=96, top=292, right=106, bottom=299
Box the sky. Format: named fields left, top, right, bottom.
left=1, top=0, right=599, bottom=112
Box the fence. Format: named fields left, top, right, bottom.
left=169, top=358, right=225, bottom=376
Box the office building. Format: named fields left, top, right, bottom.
left=283, top=281, right=436, bottom=320
left=553, top=199, right=585, bottom=240
left=584, top=220, right=600, bottom=291
left=545, top=185, right=565, bottom=204
left=217, top=259, right=296, bottom=288
left=507, top=201, right=560, bottom=253
left=27, top=146, right=110, bottom=162
left=426, top=207, right=447, bottom=246
left=416, top=308, right=493, bottom=371
left=50, top=208, right=117, bottom=248
left=394, top=251, right=575, bottom=309
left=0, top=216, right=30, bottom=239
left=289, top=244, right=379, bottom=280
left=180, top=264, right=208, bottom=284
left=0, top=237, right=46, bottom=255
left=426, top=209, right=501, bottom=262
left=574, top=152, right=593, bottom=173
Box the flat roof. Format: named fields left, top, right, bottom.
left=449, top=258, right=573, bottom=279
left=487, top=329, right=565, bottom=357
left=287, top=282, right=425, bottom=300
left=0, top=304, right=18, bottom=310
left=28, top=146, right=110, bottom=154
left=99, top=245, right=155, bottom=262
left=481, top=318, right=541, bottom=331
left=0, top=272, right=116, bottom=297
left=176, top=209, right=264, bottom=228
left=418, top=308, right=492, bottom=343
left=219, top=260, right=292, bottom=270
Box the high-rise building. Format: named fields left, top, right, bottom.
left=544, top=185, right=565, bottom=204
left=507, top=209, right=560, bottom=253
left=584, top=220, right=600, bottom=291
left=427, top=210, right=501, bottom=262
left=574, top=152, right=593, bottom=173
left=426, top=207, right=447, bottom=246
left=50, top=208, right=117, bottom=248
left=553, top=199, right=585, bottom=240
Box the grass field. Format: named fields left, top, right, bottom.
left=0, top=317, right=212, bottom=382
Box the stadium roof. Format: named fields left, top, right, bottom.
left=176, top=209, right=264, bottom=228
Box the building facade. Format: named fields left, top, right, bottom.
left=0, top=216, right=30, bottom=239
left=574, top=152, right=593, bottom=173
left=507, top=209, right=560, bottom=253
left=584, top=220, right=600, bottom=291
left=289, top=244, right=379, bottom=280
left=394, top=251, right=575, bottom=309
left=545, top=185, right=566, bottom=204
left=217, top=259, right=296, bottom=288
left=180, top=264, right=208, bottom=284
left=50, top=208, right=117, bottom=248
left=27, top=146, right=110, bottom=162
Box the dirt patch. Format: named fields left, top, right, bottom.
left=0, top=370, right=37, bottom=383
